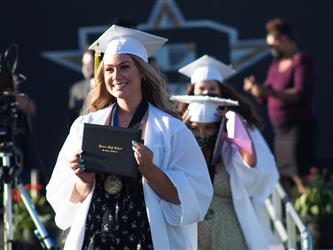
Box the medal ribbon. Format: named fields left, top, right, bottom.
left=110, top=98, right=148, bottom=129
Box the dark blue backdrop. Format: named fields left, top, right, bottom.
left=1, top=0, right=332, bottom=183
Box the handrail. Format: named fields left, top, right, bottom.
left=264, top=183, right=312, bottom=250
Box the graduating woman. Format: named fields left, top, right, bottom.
left=46, top=25, right=213, bottom=250
left=177, top=55, right=279, bottom=249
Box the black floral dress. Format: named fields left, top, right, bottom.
left=82, top=174, right=153, bottom=250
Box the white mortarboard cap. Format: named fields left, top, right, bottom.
left=89, top=25, right=167, bottom=63
left=171, top=95, right=239, bottom=123
left=187, top=102, right=219, bottom=123
left=178, top=55, right=236, bottom=84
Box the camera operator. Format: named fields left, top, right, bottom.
left=14, top=76, right=38, bottom=185
left=12, top=74, right=37, bottom=117
left=0, top=44, right=38, bottom=185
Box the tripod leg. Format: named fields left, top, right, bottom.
left=3, top=182, right=13, bottom=250
left=17, top=183, right=59, bottom=250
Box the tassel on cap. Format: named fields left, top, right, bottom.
left=94, top=41, right=101, bottom=86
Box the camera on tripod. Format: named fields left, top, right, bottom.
left=0, top=44, right=25, bottom=183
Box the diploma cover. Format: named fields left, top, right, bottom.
left=81, top=123, right=141, bottom=178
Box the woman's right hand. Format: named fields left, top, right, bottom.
left=69, top=150, right=95, bottom=184
left=69, top=150, right=95, bottom=203
left=244, top=76, right=269, bottom=99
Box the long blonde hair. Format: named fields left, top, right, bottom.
left=84, top=54, right=179, bottom=118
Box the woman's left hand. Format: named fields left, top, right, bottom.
left=132, top=142, right=154, bottom=176
left=132, top=141, right=180, bottom=204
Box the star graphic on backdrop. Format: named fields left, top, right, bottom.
left=42, top=0, right=269, bottom=74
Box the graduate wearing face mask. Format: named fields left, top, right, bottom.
left=173, top=92, right=280, bottom=249
left=176, top=54, right=280, bottom=249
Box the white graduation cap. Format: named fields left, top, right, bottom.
left=178, top=55, right=236, bottom=84
left=171, top=95, right=239, bottom=123
left=89, top=25, right=168, bottom=63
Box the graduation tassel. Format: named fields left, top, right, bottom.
left=94, top=41, right=101, bottom=87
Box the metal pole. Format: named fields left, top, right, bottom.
left=17, top=183, right=58, bottom=249
left=1, top=152, right=13, bottom=250
left=286, top=203, right=313, bottom=250
left=3, top=182, right=13, bottom=250
left=286, top=206, right=297, bottom=249
left=264, top=183, right=313, bottom=250
left=265, top=198, right=288, bottom=245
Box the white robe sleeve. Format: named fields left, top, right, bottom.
left=223, top=127, right=279, bottom=202
left=223, top=127, right=279, bottom=249
left=46, top=117, right=84, bottom=230
left=159, top=126, right=213, bottom=226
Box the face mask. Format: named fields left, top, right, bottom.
left=195, top=134, right=217, bottom=151
left=270, top=48, right=283, bottom=59
left=202, top=93, right=219, bottom=98
left=198, top=93, right=220, bottom=100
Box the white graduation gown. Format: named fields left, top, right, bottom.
left=46, top=103, right=213, bottom=250
left=222, top=112, right=279, bottom=249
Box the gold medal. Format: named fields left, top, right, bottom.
left=104, top=175, right=123, bottom=195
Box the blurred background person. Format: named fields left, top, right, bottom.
left=13, top=74, right=37, bottom=117
left=243, top=17, right=317, bottom=193
left=148, top=56, right=160, bottom=71
left=0, top=43, right=38, bottom=184
left=12, top=73, right=38, bottom=183
left=68, top=49, right=94, bottom=126
left=0, top=73, right=38, bottom=184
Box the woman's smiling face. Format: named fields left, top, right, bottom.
left=104, top=54, right=143, bottom=100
